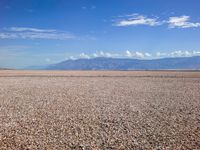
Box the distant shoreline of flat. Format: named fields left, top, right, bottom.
left=1, top=70, right=200, bottom=78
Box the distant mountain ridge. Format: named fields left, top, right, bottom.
left=43, top=56, right=200, bottom=70
left=0, top=68, right=13, bottom=70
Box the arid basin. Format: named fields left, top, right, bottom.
left=0, top=71, right=200, bottom=149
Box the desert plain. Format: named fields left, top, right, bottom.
left=0, top=70, right=200, bottom=149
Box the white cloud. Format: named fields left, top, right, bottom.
left=93, top=53, right=98, bottom=57
left=126, top=50, right=132, bottom=57
left=169, top=50, right=196, bottom=57
left=125, top=50, right=151, bottom=58
left=144, top=52, right=151, bottom=57
left=99, top=51, right=112, bottom=57
left=114, top=14, right=161, bottom=27
left=114, top=14, right=200, bottom=29
left=168, top=16, right=200, bottom=28
left=9, top=27, right=56, bottom=32
left=67, top=50, right=200, bottom=60
left=192, top=51, right=200, bottom=55
left=93, top=51, right=119, bottom=58
left=135, top=51, right=145, bottom=58
left=156, top=50, right=200, bottom=57
left=0, top=27, right=75, bottom=40
left=156, top=52, right=167, bottom=57
left=69, top=56, right=77, bottom=60
left=67, top=51, right=121, bottom=59
left=80, top=53, right=90, bottom=59
left=0, top=33, right=18, bottom=39
left=99, top=51, right=105, bottom=56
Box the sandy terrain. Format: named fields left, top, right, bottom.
left=0, top=71, right=200, bottom=149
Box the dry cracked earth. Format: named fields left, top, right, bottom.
left=0, top=71, right=200, bottom=149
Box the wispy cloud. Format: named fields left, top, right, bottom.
left=156, top=50, right=200, bottom=57
left=114, top=14, right=162, bottom=27
left=114, top=14, right=200, bottom=29
left=169, top=50, right=200, bottom=57
left=9, top=27, right=56, bottom=32
left=168, top=16, right=200, bottom=28
left=65, top=51, right=120, bottom=60
left=2, top=48, right=200, bottom=68
left=95, top=51, right=119, bottom=58
left=126, top=50, right=151, bottom=58
left=156, top=52, right=167, bottom=57
left=75, top=50, right=200, bottom=60
left=0, top=27, right=75, bottom=40
left=93, top=51, right=119, bottom=58
left=66, top=51, right=152, bottom=60
left=80, top=53, right=91, bottom=59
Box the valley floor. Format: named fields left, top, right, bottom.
left=0, top=71, right=200, bottom=149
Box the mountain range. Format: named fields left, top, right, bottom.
left=0, top=68, right=12, bottom=70
left=38, top=56, right=200, bottom=70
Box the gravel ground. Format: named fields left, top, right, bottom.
left=0, top=71, right=200, bottom=149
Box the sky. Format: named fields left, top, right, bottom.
left=0, top=0, right=200, bottom=68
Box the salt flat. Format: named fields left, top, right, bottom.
left=0, top=71, right=200, bottom=149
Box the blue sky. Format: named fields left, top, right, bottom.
left=0, top=0, right=200, bottom=68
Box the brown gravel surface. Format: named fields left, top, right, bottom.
left=0, top=71, right=200, bottom=149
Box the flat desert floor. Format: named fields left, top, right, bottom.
left=0, top=71, right=200, bottom=149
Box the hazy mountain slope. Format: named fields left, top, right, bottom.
left=0, top=68, right=13, bottom=70
left=44, top=56, right=200, bottom=70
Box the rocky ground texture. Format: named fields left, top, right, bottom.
left=0, top=71, right=200, bottom=149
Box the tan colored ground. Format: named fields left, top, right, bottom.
left=0, top=71, right=200, bottom=149
left=1, top=70, right=200, bottom=78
